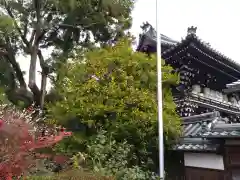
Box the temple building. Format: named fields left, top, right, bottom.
left=137, top=23, right=240, bottom=180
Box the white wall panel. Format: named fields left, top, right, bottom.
left=184, top=152, right=224, bottom=170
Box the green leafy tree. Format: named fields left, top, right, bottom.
left=0, top=0, right=133, bottom=108
left=47, top=39, right=181, bottom=172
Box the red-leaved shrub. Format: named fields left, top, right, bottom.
left=0, top=104, right=72, bottom=180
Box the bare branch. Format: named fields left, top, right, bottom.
left=33, top=0, right=42, bottom=45
left=59, top=22, right=101, bottom=30
left=37, top=50, right=45, bottom=68
left=23, top=21, right=28, bottom=38
left=5, top=37, right=27, bottom=89
left=29, top=29, right=36, bottom=45
left=34, top=0, right=41, bottom=24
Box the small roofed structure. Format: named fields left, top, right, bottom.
left=172, top=111, right=240, bottom=180
left=174, top=112, right=222, bottom=152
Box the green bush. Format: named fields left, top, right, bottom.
left=25, top=169, right=114, bottom=180
left=86, top=130, right=159, bottom=180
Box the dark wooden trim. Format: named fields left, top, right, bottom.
left=224, top=145, right=240, bottom=180
left=185, top=166, right=223, bottom=172
left=172, top=150, right=219, bottom=153
left=225, top=140, right=240, bottom=146
left=185, top=166, right=225, bottom=180
left=223, top=146, right=231, bottom=180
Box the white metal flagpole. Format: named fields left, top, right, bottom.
left=156, top=0, right=164, bottom=179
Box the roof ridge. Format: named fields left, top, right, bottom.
left=143, top=27, right=179, bottom=45
left=162, top=33, right=240, bottom=73
left=182, top=111, right=220, bottom=121
left=191, top=34, right=240, bottom=70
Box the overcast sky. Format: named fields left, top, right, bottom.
left=18, top=0, right=240, bottom=90
left=131, top=0, right=240, bottom=62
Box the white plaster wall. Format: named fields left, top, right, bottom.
left=184, top=152, right=224, bottom=170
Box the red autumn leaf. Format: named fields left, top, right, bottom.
left=0, top=104, right=72, bottom=180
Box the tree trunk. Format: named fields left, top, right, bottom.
left=28, top=46, right=41, bottom=106
left=40, top=73, right=47, bottom=109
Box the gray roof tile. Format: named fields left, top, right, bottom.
left=174, top=112, right=240, bottom=151
left=173, top=143, right=218, bottom=151
left=181, top=112, right=220, bottom=137
left=173, top=137, right=219, bottom=151
left=181, top=112, right=240, bottom=138
left=202, top=130, right=240, bottom=138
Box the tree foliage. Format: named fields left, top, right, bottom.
left=47, top=39, right=181, bottom=172
left=0, top=0, right=134, bottom=108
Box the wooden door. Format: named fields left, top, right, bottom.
left=225, top=146, right=240, bottom=180
left=185, top=167, right=224, bottom=180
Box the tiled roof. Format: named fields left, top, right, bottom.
left=174, top=111, right=240, bottom=151
left=173, top=138, right=219, bottom=152
left=160, top=29, right=240, bottom=73
left=161, top=34, right=178, bottom=46
left=137, top=25, right=240, bottom=76
left=143, top=27, right=179, bottom=46
left=202, top=130, right=240, bottom=137
left=188, top=34, right=240, bottom=72
left=202, top=123, right=240, bottom=138
left=161, top=33, right=240, bottom=72
left=173, top=143, right=218, bottom=151
left=181, top=111, right=240, bottom=138
left=181, top=111, right=220, bottom=138
left=137, top=26, right=178, bottom=50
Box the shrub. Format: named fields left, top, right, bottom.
left=0, top=104, right=71, bottom=179
left=26, top=169, right=115, bottom=180
left=86, top=130, right=159, bottom=180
